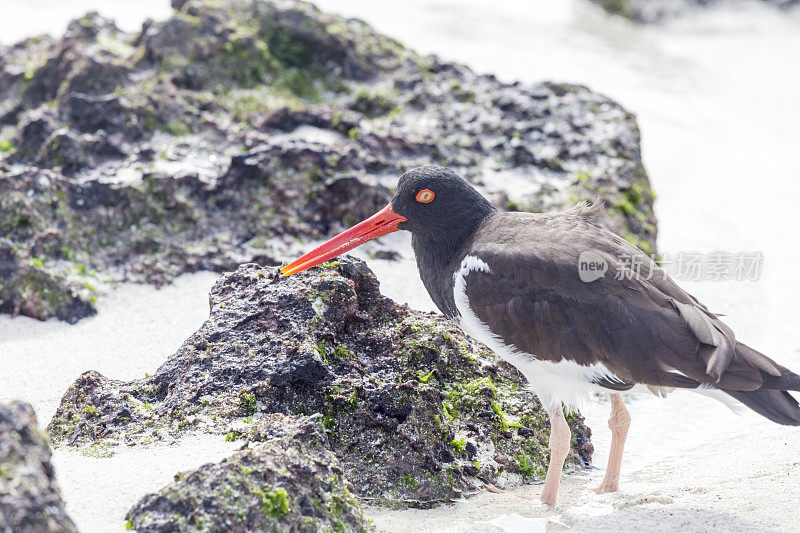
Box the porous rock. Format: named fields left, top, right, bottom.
left=125, top=414, right=369, bottom=532
left=0, top=401, right=78, bottom=533
left=49, top=257, right=593, bottom=505
left=0, top=0, right=656, bottom=322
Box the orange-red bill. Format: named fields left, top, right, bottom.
left=281, top=204, right=406, bottom=276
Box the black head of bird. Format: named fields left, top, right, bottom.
left=391, top=166, right=496, bottom=241
left=281, top=165, right=495, bottom=276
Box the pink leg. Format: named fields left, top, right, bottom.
left=540, top=406, right=571, bottom=506
left=594, top=393, right=631, bottom=494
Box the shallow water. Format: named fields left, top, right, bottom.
left=0, top=0, right=172, bottom=43
left=2, top=0, right=800, bottom=531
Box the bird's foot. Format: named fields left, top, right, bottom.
left=540, top=489, right=558, bottom=506
left=592, top=480, right=619, bottom=494
left=540, top=495, right=557, bottom=506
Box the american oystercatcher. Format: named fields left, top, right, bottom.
left=282, top=165, right=800, bottom=505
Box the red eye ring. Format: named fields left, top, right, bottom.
left=416, top=189, right=435, bottom=203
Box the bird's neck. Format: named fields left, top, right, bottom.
left=412, top=206, right=497, bottom=318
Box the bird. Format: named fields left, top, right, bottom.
left=281, top=165, right=800, bottom=506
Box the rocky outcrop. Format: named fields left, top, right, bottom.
left=0, top=402, right=77, bottom=533
left=590, top=0, right=799, bottom=23
left=125, top=414, right=369, bottom=532
left=0, top=235, right=96, bottom=323
left=0, top=0, right=656, bottom=322
left=49, top=257, right=593, bottom=505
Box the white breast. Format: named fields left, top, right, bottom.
left=452, top=255, right=626, bottom=412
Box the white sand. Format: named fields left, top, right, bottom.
left=0, top=273, right=232, bottom=532
left=2, top=1, right=800, bottom=531
left=0, top=272, right=220, bottom=421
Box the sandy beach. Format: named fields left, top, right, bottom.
left=3, top=270, right=798, bottom=531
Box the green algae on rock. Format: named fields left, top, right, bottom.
left=1, top=0, right=656, bottom=323
left=48, top=257, right=592, bottom=505
left=125, top=414, right=370, bottom=532
left=0, top=402, right=78, bottom=533
left=0, top=235, right=97, bottom=323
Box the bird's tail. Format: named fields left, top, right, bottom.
left=723, top=389, right=800, bottom=426
left=736, top=342, right=800, bottom=391
left=721, top=342, right=800, bottom=426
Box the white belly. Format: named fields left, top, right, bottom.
left=452, top=255, right=623, bottom=412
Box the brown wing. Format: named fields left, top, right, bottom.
left=462, top=209, right=781, bottom=391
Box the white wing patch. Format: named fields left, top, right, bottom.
left=452, top=255, right=627, bottom=412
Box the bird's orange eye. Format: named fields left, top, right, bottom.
left=416, top=189, right=435, bottom=203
